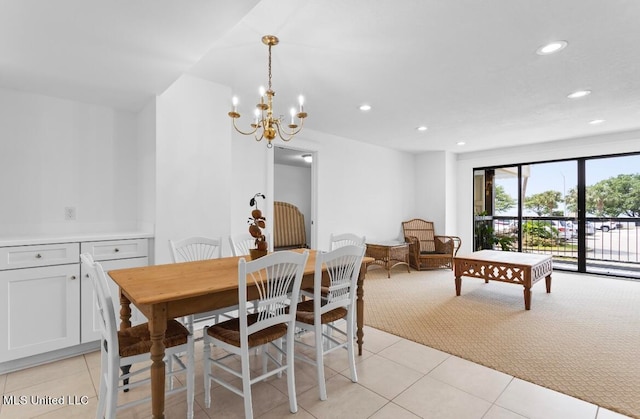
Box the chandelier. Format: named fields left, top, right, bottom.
left=228, top=35, right=307, bottom=148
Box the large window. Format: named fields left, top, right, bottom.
left=474, top=153, right=640, bottom=279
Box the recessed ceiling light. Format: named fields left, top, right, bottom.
left=536, top=41, right=568, bottom=55
left=359, top=104, right=371, bottom=111
left=457, top=141, right=466, bottom=146
left=302, top=153, right=313, bottom=163
left=589, top=119, right=605, bottom=125
left=416, top=126, right=428, bottom=132
left=567, top=90, right=591, bottom=99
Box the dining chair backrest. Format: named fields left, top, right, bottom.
left=329, top=233, right=366, bottom=251
left=239, top=250, right=309, bottom=336
left=80, top=253, right=118, bottom=354
left=315, top=245, right=365, bottom=313
left=169, top=236, right=226, bottom=334
left=169, top=236, right=222, bottom=262
left=229, top=233, right=271, bottom=257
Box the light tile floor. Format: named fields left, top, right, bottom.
left=0, top=325, right=633, bottom=419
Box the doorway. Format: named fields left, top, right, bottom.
left=272, top=146, right=316, bottom=249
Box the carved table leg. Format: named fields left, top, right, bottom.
left=119, top=290, right=132, bottom=331
left=356, top=268, right=365, bottom=355
left=455, top=275, right=462, bottom=296
left=545, top=275, right=552, bottom=293
left=150, top=304, right=167, bottom=419
left=119, top=290, right=134, bottom=392
left=523, top=286, right=532, bottom=310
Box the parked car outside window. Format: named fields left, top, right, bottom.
left=550, top=220, right=576, bottom=240
left=594, top=221, right=618, bottom=232
left=494, top=219, right=517, bottom=234
left=585, top=221, right=595, bottom=235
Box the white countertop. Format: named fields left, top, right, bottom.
left=0, top=231, right=154, bottom=247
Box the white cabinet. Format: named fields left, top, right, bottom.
left=0, top=244, right=80, bottom=362
left=0, top=235, right=151, bottom=368
left=80, top=239, right=148, bottom=343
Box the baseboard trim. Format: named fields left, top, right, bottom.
left=0, top=341, right=100, bottom=375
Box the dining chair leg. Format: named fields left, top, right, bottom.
left=168, top=355, right=174, bottom=390
left=260, top=343, right=269, bottom=378
left=106, top=358, right=119, bottom=419
left=96, top=379, right=106, bottom=419
left=187, top=335, right=195, bottom=419
left=96, top=353, right=107, bottom=419
left=120, top=364, right=131, bottom=392
left=275, top=339, right=284, bottom=379
left=286, top=329, right=298, bottom=413
left=240, top=349, right=254, bottom=419
left=203, top=330, right=212, bottom=409
left=315, top=322, right=327, bottom=401
left=346, top=311, right=358, bottom=383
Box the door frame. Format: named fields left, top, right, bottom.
left=267, top=144, right=318, bottom=250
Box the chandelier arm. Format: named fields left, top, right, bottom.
left=231, top=118, right=259, bottom=136
left=275, top=117, right=305, bottom=141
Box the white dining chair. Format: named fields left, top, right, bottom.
left=169, top=236, right=231, bottom=333
left=203, top=250, right=309, bottom=419
left=229, top=233, right=271, bottom=256
left=80, top=253, right=194, bottom=419
left=169, top=236, right=222, bottom=262
left=329, top=232, right=366, bottom=250
left=293, top=245, right=365, bottom=400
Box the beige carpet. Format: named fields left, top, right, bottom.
left=363, top=267, right=640, bottom=418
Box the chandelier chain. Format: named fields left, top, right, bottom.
left=268, top=44, right=273, bottom=92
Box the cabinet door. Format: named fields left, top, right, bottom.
left=0, top=265, right=80, bottom=362
left=80, top=257, right=148, bottom=343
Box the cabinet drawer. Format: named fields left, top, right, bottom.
left=81, top=239, right=148, bottom=261
left=0, top=243, right=79, bottom=270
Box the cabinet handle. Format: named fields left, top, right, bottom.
left=114, top=248, right=120, bottom=253
left=35, top=253, right=42, bottom=259
left=70, top=275, right=77, bottom=280
left=86, top=274, right=90, bottom=278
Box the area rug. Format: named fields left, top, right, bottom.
left=362, top=267, right=640, bottom=418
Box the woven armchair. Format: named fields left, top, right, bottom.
left=401, top=219, right=461, bottom=270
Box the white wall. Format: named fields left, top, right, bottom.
left=136, top=99, right=156, bottom=235
left=414, top=151, right=457, bottom=235
left=229, top=130, right=270, bottom=249
left=0, top=87, right=139, bottom=236
left=277, top=129, right=416, bottom=251
left=454, top=130, right=640, bottom=254
left=154, top=75, right=232, bottom=263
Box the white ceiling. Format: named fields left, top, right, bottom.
left=2, top=0, right=639, bottom=154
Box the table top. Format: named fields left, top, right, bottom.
left=455, top=250, right=552, bottom=266
left=108, top=249, right=313, bottom=305
left=109, top=249, right=373, bottom=306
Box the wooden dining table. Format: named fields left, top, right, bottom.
left=108, top=249, right=372, bottom=419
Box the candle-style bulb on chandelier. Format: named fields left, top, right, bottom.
left=228, top=35, right=308, bottom=148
